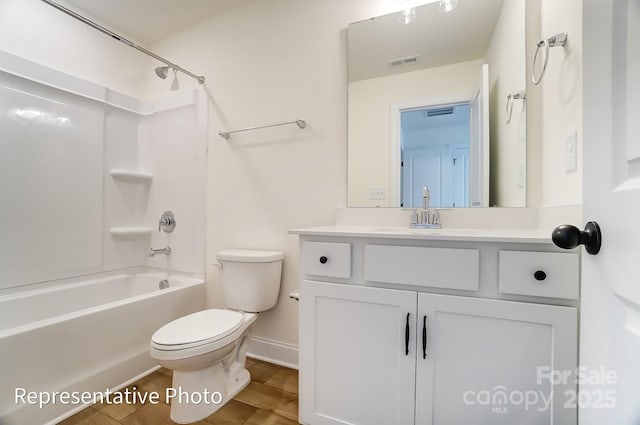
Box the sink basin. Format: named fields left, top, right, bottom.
left=409, top=228, right=482, bottom=236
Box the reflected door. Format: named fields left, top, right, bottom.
left=469, top=63, right=490, bottom=207
left=402, top=148, right=443, bottom=208
left=400, top=104, right=471, bottom=208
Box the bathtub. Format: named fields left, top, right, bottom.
left=0, top=268, right=205, bottom=425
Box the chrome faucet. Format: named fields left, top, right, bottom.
left=410, top=186, right=442, bottom=229
left=149, top=246, right=172, bottom=257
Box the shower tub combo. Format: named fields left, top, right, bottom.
left=0, top=268, right=205, bottom=425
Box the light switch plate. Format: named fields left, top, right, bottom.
left=368, top=187, right=386, bottom=200
left=517, top=164, right=525, bottom=188
left=565, top=131, right=578, bottom=173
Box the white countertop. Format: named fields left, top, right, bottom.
left=289, top=225, right=554, bottom=244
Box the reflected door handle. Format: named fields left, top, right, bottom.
left=552, top=221, right=602, bottom=255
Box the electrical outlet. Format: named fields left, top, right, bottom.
left=368, top=187, right=386, bottom=200
left=566, top=131, right=577, bottom=173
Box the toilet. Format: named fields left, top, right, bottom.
left=149, top=249, right=284, bottom=424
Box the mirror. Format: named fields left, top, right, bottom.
left=348, top=0, right=527, bottom=208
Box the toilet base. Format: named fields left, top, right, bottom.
left=152, top=314, right=258, bottom=424
left=168, top=363, right=251, bottom=424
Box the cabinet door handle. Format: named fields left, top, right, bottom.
left=319, top=256, right=328, bottom=264
left=422, top=315, right=428, bottom=359
left=405, top=313, right=410, bottom=356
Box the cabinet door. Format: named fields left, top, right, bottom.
left=415, top=293, right=577, bottom=425
left=299, top=280, right=417, bottom=425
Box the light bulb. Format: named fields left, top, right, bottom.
left=438, top=0, right=458, bottom=13
left=399, top=7, right=416, bottom=24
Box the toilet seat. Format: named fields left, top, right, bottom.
left=151, top=309, right=244, bottom=352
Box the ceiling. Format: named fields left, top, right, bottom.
left=61, top=0, right=255, bottom=44
left=348, top=0, right=505, bottom=81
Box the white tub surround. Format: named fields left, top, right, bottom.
left=0, top=269, right=205, bottom=425
left=291, top=211, right=580, bottom=425
left=0, top=50, right=207, bottom=425
left=0, top=49, right=208, bottom=291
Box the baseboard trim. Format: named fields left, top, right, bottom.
left=247, top=336, right=298, bottom=370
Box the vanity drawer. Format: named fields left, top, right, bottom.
left=301, top=241, right=351, bottom=278
left=498, top=251, right=579, bottom=300
left=364, top=245, right=479, bottom=290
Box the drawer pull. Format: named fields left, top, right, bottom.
left=319, top=256, right=328, bottom=264
left=534, top=270, right=547, bottom=281
left=405, top=313, right=410, bottom=356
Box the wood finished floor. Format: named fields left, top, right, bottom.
left=60, top=358, right=299, bottom=425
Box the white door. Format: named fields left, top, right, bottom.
left=299, top=280, right=417, bottom=425
left=469, top=63, right=489, bottom=207
left=579, top=0, right=640, bottom=423
left=415, top=293, right=577, bottom=425
left=451, top=146, right=470, bottom=207
left=402, top=148, right=444, bottom=208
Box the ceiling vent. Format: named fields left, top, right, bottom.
left=387, top=55, right=419, bottom=68
left=426, top=106, right=455, bottom=117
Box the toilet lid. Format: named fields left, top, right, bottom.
left=152, top=309, right=243, bottom=347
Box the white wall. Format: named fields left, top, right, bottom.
left=539, top=0, right=583, bottom=206
left=0, top=0, right=585, bottom=360
left=525, top=0, right=543, bottom=207
left=348, top=60, right=483, bottom=207
left=0, top=0, right=398, bottom=359
left=146, top=0, right=405, bottom=351
left=486, top=0, right=527, bottom=207
left=0, top=0, right=149, bottom=98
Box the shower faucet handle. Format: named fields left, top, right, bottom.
left=158, top=211, right=176, bottom=233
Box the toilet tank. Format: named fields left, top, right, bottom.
left=217, top=249, right=284, bottom=313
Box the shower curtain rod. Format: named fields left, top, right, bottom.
left=39, top=0, right=205, bottom=84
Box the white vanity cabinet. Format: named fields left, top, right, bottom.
left=299, top=280, right=416, bottom=425
left=415, top=292, right=576, bottom=425
left=294, top=228, right=580, bottom=425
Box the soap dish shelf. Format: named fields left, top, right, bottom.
left=109, top=169, right=153, bottom=183
left=109, top=227, right=153, bottom=238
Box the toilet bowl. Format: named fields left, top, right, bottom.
left=149, top=249, right=283, bottom=424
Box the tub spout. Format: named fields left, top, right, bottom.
left=149, top=246, right=171, bottom=257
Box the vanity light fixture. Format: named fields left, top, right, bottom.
left=438, top=0, right=458, bottom=12
left=399, top=7, right=416, bottom=24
